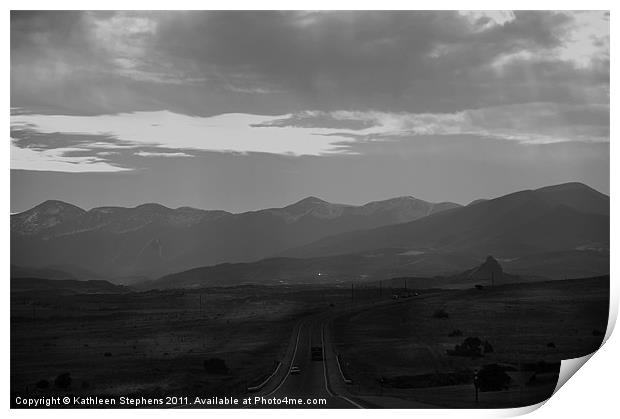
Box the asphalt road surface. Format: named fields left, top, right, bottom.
left=261, top=317, right=362, bottom=409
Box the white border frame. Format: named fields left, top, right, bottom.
left=4, top=2, right=616, bottom=419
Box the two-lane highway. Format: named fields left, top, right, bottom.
left=261, top=317, right=359, bottom=408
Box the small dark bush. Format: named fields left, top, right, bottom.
left=54, top=373, right=72, bottom=389
left=203, top=358, right=229, bottom=374
left=483, top=340, right=494, bottom=353
left=477, top=364, right=511, bottom=392
left=547, top=342, right=556, bottom=348
left=464, top=337, right=482, bottom=351
left=448, top=329, right=463, bottom=337
left=104, top=352, right=112, bottom=357
left=433, top=309, right=449, bottom=319
left=475, top=284, right=484, bottom=290
left=36, top=379, right=49, bottom=389
left=447, top=336, right=483, bottom=357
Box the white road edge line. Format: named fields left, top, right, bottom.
left=321, top=322, right=335, bottom=397
left=321, top=322, right=364, bottom=409
left=265, top=320, right=304, bottom=397
left=247, top=361, right=281, bottom=392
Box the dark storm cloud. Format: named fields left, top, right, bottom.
left=250, top=111, right=377, bottom=130
left=151, top=10, right=607, bottom=112
left=10, top=128, right=130, bottom=151
left=249, top=102, right=610, bottom=146
left=10, top=125, right=196, bottom=172
left=11, top=11, right=609, bottom=116
left=11, top=11, right=93, bottom=52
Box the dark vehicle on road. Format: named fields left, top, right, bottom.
left=311, top=346, right=323, bottom=361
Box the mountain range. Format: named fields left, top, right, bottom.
left=283, top=182, right=609, bottom=260
left=11, top=182, right=609, bottom=288
left=11, top=194, right=460, bottom=280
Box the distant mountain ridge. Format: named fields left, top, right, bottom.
left=11, top=194, right=461, bottom=279
left=12, top=195, right=460, bottom=236
left=11, top=201, right=230, bottom=237
left=284, top=182, right=609, bottom=260
left=139, top=250, right=483, bottom=290
left=11, top=182, right=608, bottom=286
left=11, top=277, right=129, bottom=295
left=148, top=183, right=608, bottom=290
left=11, top=200, right=86, bottom=235
left=143, top=250, right=586, bottom=291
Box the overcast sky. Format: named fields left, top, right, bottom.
left=10, top=11, right=609, bottom=213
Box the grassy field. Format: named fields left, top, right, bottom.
left=332, top=276, right=609, bottom=408
left=11, top=277, right=609, bottom=408
left=11, top=285, right=348, bottom=400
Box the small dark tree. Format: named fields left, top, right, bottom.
left=464, top=336, right=482, bottom=348
left=477, top=364, right=511, bottom=391
left=447, top=337, right=483, bottom=357
left=54, top=373, right=72, bottom=389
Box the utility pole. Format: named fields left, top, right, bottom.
left=473, top=369, right=479, bottom=404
